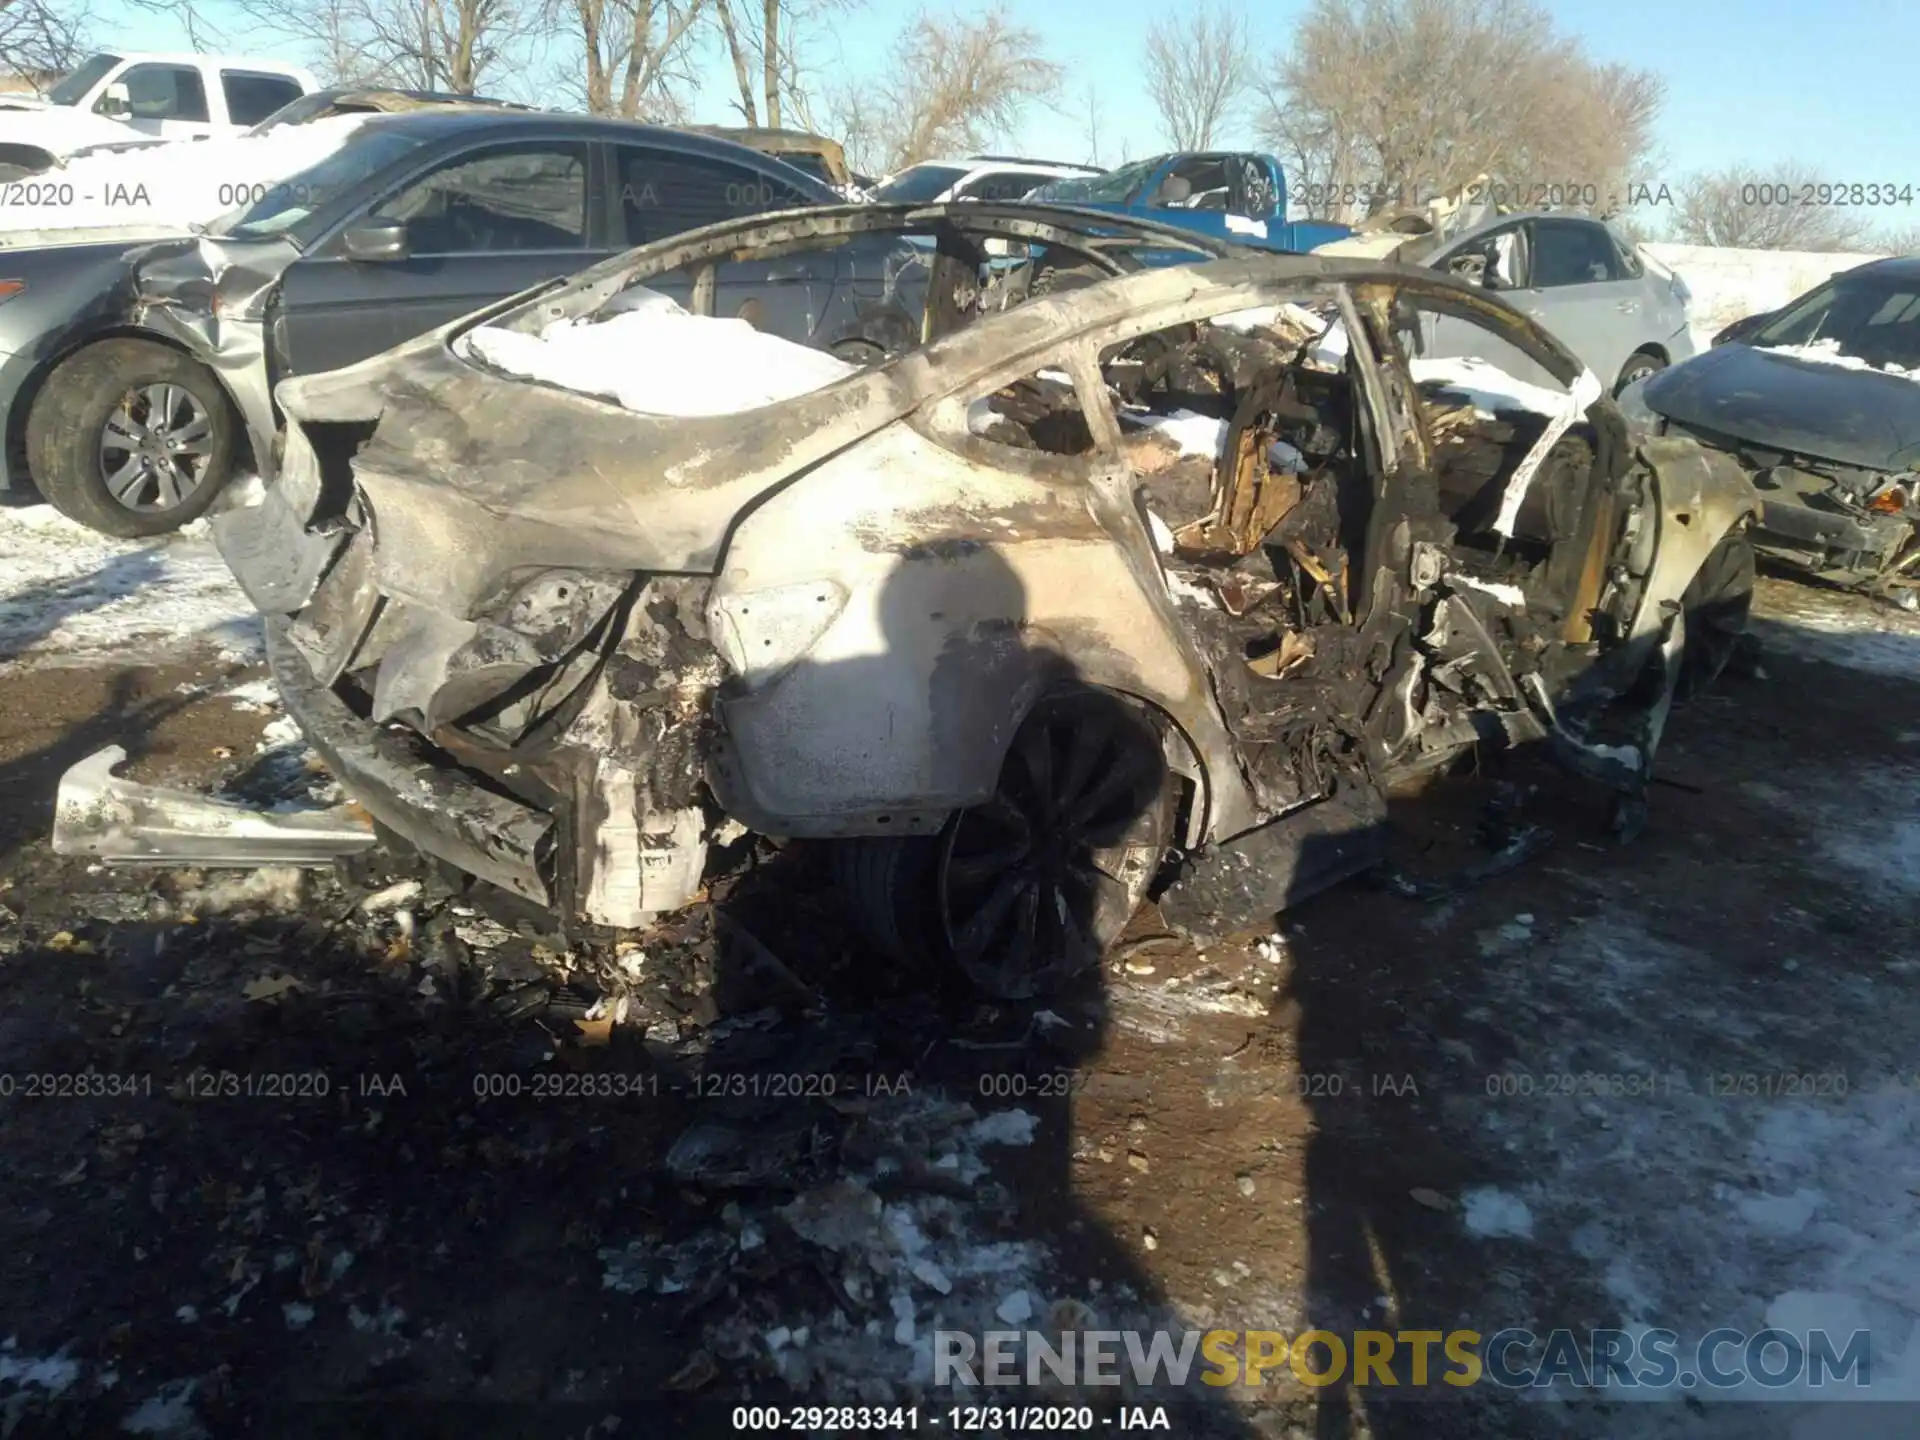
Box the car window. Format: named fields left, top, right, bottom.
left=617, top=149, right=813, bottom=245
left=1528, top=219, right=1624, bottom=288
left=1440, top=225, right=1526, bottom=291
left=109, top=64, right=210, bottom=123
left=211, top=129, right=430, bottom=240
left=955, top=170, right=1056, bottom=202
left=221, top=71, right=305, bottom=126
left=1028, top=157, right=1161, bottom=205
left=379, top=143, right=589, bottom=254
left=1157, top=157, right=1234, bottom=211
left=870, top=164, right=970, bottom=203
left=50, top=53, right=122, bottom=106
left=1755, top=275, right=1920, bottom=369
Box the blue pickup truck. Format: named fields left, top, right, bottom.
left=1025, top=151, right=1352, bottom=256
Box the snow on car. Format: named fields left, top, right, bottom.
left=0, top=114, right=371, bottom=236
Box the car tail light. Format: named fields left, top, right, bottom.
left=0, top=281, right=23, bottom=304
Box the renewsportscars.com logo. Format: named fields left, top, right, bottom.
left=934, top=1327, right=1874, bottom=1393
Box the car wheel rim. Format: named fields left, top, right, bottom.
left=936, top=695, right=1169, bottom=998
left=98, top=383, right=215, bottom=513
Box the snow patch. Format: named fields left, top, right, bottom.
left=0, top=503, right=256, bottom=667
left=1758, top=338, right=1920, bottom=382
left=1132, top=409, right=1227, bottom=459
left=1461, top=1186, right=1534, bottom=1239
left=462, top=290, right=858, bottom=416
left=1410, top=355, right=1571, bottom=418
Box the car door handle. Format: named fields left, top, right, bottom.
left=1616, top=300, right=1638, bottom=314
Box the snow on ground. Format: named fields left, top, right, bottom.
left=1751, top=578, right=1920, bottom=681
left=0, top=115, right=369, bottom=234
left=463, top=289, right=857, bottom=416
left=1462, top=896, right=1920, bottom=1424
left=0, top=502, right=256, bottom=667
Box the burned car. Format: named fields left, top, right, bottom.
left=212, top=203, right=1761, bottom=998
left=1622, top=256, right=1920, bottom=605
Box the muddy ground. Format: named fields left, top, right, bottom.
left=0, top=574, right=1917, bottom=1440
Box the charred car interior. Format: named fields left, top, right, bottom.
left=203, top=203, right=1763, bottom=998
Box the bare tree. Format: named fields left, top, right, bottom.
left=1077, top=79, right=1103, bottom=167
left=550, top=0, right=704, bottom=116
left=822, top=5, right=1059, bottom=177
left=1671, top=164, right=1880, bottom=252
left=0, top=0, right=90, bottom=85
left=1262, top=0, right=1662, bottom=220
left=708, top=0, right=854, bottom=129
left=1143, top=3, right=1249, bottom=150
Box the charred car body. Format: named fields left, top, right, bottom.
left=1622, top=256, right=1920, bottom=603
left=213, top=202, right=1762, bottom=998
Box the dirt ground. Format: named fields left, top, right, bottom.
left=0, top=573, right=1916, bottom=1440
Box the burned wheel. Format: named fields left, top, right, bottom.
left=1677, top=527, right=1755, bottom=698
left=936, top=693, right=1173, bottom=998
left=836, top=691, right=1175, bottom=999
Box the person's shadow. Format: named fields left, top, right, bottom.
left=695, top=542, right=1267, bottom=1435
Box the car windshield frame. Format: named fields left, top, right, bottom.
left=48, top=53, right=122, bottom=106
left=1750, top=272, right=1920, bottom=371
left=204, top=127, right=433, bottom=245
left=1027, top=158, right=1157, bottom=205
left=871, top=164, right=969, bottom=203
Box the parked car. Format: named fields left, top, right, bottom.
left=248, top=86, right=534, bottom=134
left=1385, top=211, right=1695, bottom=396
left=684, top=126, right=856, bottom=193
left=1620, top=256, right=1920, bottom=604
left=0, top=110, right=851, bottom=536
left=210, top=203, right=1759, bottom=997
left=871, top=155, right=1101, bottom=204
left=1024, top=152, right=1353, bottom=256
left=0, top=51, right=318, bottom=179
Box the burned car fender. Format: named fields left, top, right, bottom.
left=1628, top=435, right=1764, bottom=642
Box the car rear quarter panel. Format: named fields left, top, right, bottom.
left=705, top=420, right=1218, bottom=836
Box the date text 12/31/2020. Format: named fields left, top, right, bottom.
left=729, top=1405, right=1176, bottom=1431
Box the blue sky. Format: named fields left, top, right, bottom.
left=94, top=0, right=1920, bottom=190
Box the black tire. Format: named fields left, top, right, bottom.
left=25, top=339, right=238, bottom=538
left=1614, top=350, right=1667, bottom=396
left=1677, top=528, right=1756, bottom=698
left=835, top=690, right=1175, bottom=999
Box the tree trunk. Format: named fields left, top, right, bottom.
left=761, top=0, right=780, bottom=127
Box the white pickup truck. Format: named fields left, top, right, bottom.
left=0, top=51, right=319, bottom=180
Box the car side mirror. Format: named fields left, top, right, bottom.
left=96, top=81, right=131, bottom=117
left=343, top=219, right=410, bottom=263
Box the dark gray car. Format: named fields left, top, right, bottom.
left=0, top=111, right=889, bottom=536
left=1623, top=256, right=1920, bottom=603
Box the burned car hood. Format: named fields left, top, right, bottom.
left=1642, top=343, right=1920, bottom=472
